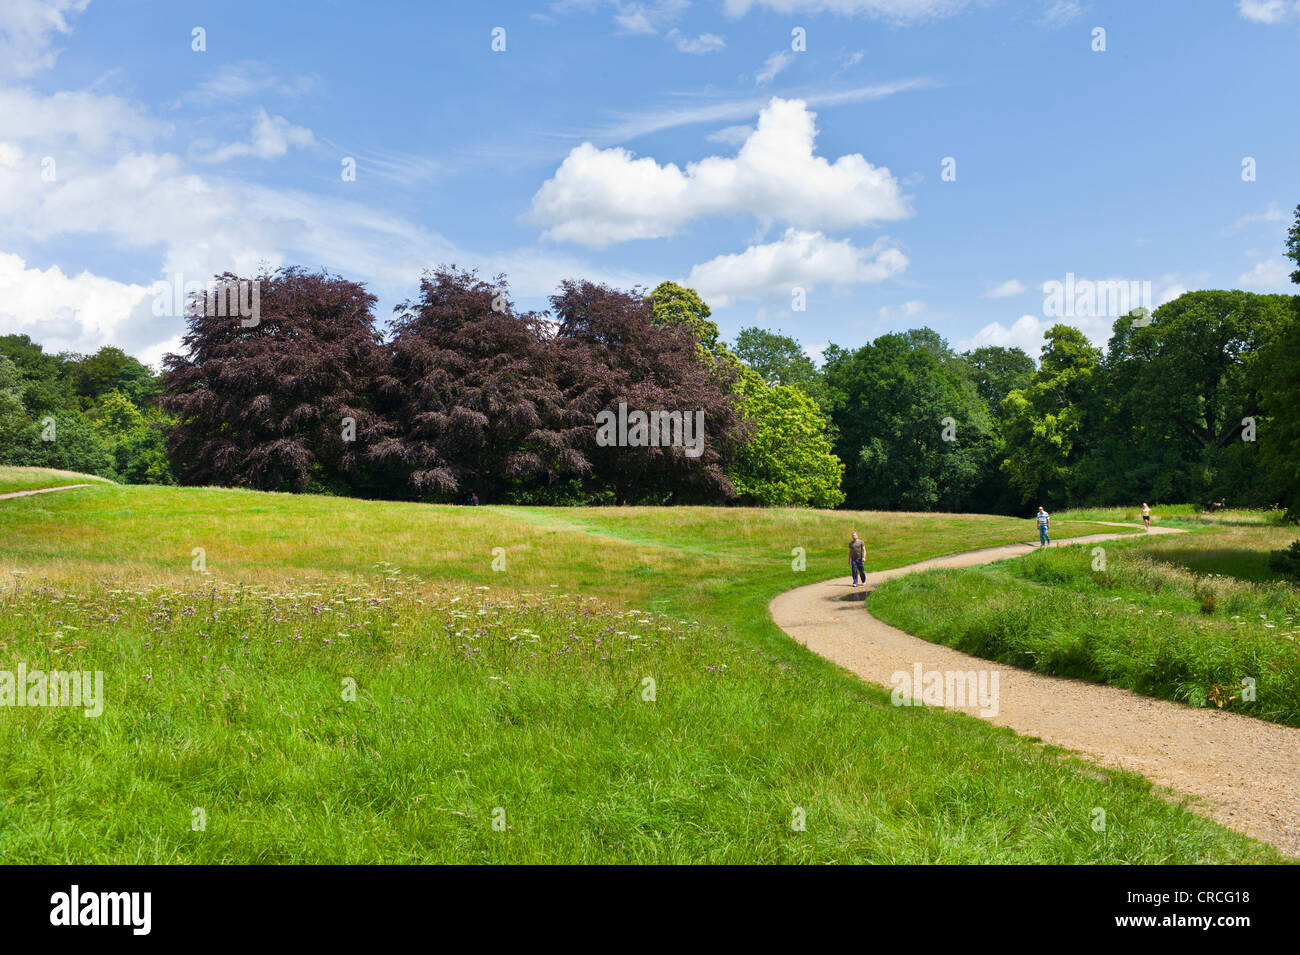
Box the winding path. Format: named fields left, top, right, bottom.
left=770, top=523, right=1300, bottom=856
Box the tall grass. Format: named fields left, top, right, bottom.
left=0, top=479, right=1281, bottom=862
left=871, top=534, right=1300, bottom=725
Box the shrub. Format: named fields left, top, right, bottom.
left=1267, top=540, right=1300, bottom=582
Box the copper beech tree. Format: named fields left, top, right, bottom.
left=162, top=268, right=388, bottom=493
left=163, top=265, right=746, bottom=503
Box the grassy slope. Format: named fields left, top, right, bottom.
left=0, top=479, right=1279, bottom=862
left=871, top=518, right=1300, bottom=724
left=0, top=466, right=113, bottom=496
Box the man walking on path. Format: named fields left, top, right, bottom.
left=1036, top=506, right=1051, bottom=547
left=849, top=531, right=866, bottom=587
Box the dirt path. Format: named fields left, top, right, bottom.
left=770, top=523, right=1300, bottom=856
left=0, top=484, right=96, bottom=501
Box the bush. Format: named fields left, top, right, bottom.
left=1267, top=540, right=1300, bottom=582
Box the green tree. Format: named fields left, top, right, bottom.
left=729, top=367, right=844, bottom=508
left=734, top=326, right=837, bottom=418
left=826, top=328, right=998, bottom=511
left=1000, top=324, right=1100, bottom=505
left=648, top=281, right=723, bottom=356
left=962, top=345, right=1035, bottom=412
left=0, top=355, right=31, bottom=450
left=71, top=346, right=161, bottom=408
left=1260, top=204, right=1300, bottom=517
left=1091, top=292, right=1291, bottom=507
left=89, top=391, right=175, bottom=485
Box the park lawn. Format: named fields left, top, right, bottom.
left=0, top=466, right=113, bottom=496
left=0, top=477, right=1280, bottom=862
left=871, top=518, right=1300, bottom=725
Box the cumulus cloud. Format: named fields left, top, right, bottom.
left=959, top=314, right=1057, bottom=357
left=201, top=109, right=315, bottom=163
left=530, top=97, right=911, bottom=246
left=1238, top=258, right=1293, bottom=289
left=0, top=86, right=163, bottom=150
left=686, top=228, right=907, bottom=306
left=0, top=251, right=153, bottom=354
left=961, top=276, right=1192, bottom=354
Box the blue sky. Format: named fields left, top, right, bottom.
left=0, top=0, right=1297, bottom=368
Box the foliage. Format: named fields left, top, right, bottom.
left=729, top=366, right=844, bottom=507
left=162, top=267, right=387, bottom=492
left=999, top=325, right=1100, bottom=505
left=825, top=328, right=999, bottom=511
left=1267, top=540, right=1300, bottom=582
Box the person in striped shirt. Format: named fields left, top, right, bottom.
left=1036, top=506, right=1051, bottom=546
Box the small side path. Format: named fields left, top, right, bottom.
left=0, top=484, right=96, bottom=501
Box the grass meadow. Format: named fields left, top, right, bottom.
left=0, top=473, right=1283, bottom=862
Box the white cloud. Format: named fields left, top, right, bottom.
left=1039, top=1, right=1085, bottom=28
left=612, top=0, right=688, bottom=34
left=877, top=299, right=927, bottom=320
left=1236, top=0, right=1300, bottom=24
left=1238, top=258, right=1293, bottom=290
left=531, top=97, right=911, bottom=246
left=705, top=124, right=754, bottom=146
left=0, top=0, right=89, bottom=78
left=959, top=314, right=1057, bottom=357
left=573, top=78, right=932, bottom=144
left=0, top=251, right=153, bottom=353
left=201, top=109, right=315, bottom=163
left=188, top=62, right=319, bottom=104
left=686, top=228, right=907, bottom=306
left=0, top=86, right=164, bottom=150
left=722, top=0, right=977, bottom=22
left=1225, top=203, right=1287, bottom=233
left=987, top=279, right=1026, bottom=297
left=962, top=276, right=1193, bottom=354
left=756, top=50, right=795, bottom=86
left=667, top=29, right=725, bottom=53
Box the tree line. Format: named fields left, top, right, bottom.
left=3, top=205, right=1298, bottom=517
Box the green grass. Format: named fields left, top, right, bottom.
left=0, top=476, right=1281, bottom=862
left=0, top=466, right=113, bottom=496
left=871, top=522, right=1300, bottom=725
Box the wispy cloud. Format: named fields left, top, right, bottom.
left=1224, top=202, right=1288, bottom=233
left=756, top=50, right=795, bottom=86
left=987, top=278, right=1026, bottom=297
left=317, top=137, right=442, bottom=187
left=1236, top=0, right=1300, bottom=25
left=667, top=29, right=725, bottom=53
left=187, top=61, right=320, bottom=105
left=571, top=78, right=936, bottom=144
left=1039, top=1, right=1086, bottom=29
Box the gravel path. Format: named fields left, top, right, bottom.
left=0, top=484, right=96, bottom=500
left=770, top=524, right=1300, bottom=856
